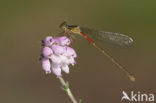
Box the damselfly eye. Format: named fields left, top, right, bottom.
left=59, top=21, right=67, bottom=29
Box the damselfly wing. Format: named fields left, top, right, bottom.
left=80, top=27, right=134, bottom=47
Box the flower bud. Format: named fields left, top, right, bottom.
left=42, top=47, right=53, bottom=58
left=65, top=47, right=77, bottom=58
left=61, top=64, right=69, bottom=74
left=50, top=55, right=62, bottom=65
left=52, top=63, right=62, bottom=77
left=44, top=36, right=54, bottom=47
left=42, top=58, right=51, bottom=74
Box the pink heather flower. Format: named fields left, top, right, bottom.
left=41, top=35, right=77, bottom=77
left=50, top=54, right=63, bottom=65
left=51, top=45, right=66, bottom=55
left=64, top=47, right=77, bottom=58
left=54, top=36, right=71, bottom=46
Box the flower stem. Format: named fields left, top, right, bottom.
left=59, top=77, right=78, bottom=103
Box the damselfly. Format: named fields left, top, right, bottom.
left=59, top=21, right=135, bottom=82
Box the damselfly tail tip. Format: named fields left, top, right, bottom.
left=128, top=75, right=135, bottom=82
left=128, top=37, right=134, bottom=46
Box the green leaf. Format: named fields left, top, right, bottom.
left=61, top=86, right=67, bottom=92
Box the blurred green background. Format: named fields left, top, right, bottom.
left=0, top=0, right=156, bottom=103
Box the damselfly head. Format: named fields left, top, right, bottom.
left=59, top=21, right=68, bottom=30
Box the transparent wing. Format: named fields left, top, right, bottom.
left=80, top=27, right=134, bottom=47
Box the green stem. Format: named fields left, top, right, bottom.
left=59, top=77, right=78, bottom=103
